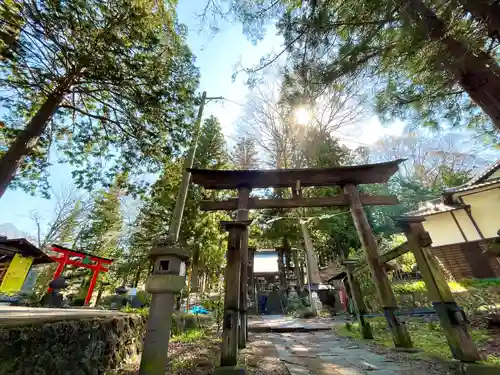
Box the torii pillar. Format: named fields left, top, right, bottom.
left=397, top=217, right=480, bottom=361
left=236, top=186, right=251, bottom=348
left=219, top=220, right=251, bottom=369
left=344, top=184, right=413, bottom=348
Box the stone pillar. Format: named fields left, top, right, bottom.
left=344, top=264, right=373, bottom=339
left=398, top=217, right=481, bottom=361
left=219, top=221, right=250, bottom=368
left=344, top=184, right=413, bottom=348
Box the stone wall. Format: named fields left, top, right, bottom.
left=0, top=314, right=146, bottom=375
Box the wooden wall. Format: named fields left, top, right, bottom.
left=431, top=241, right=500, bottom=280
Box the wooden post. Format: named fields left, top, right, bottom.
left=220, top=221, right=249, bottom=367
left=237, top=187, right=251, bottom=348
left=344, top=264, right=373, bottom=339
left=344, top=184, right=413, bottom=348
left=398, top=217, right=481, bottom=361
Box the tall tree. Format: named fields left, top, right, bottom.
left=128, top=115, right=231, bottom=290
left=30, top=186, right=89, bottom=249
left=189, top=115, right=230, bottom=291
left=0, top=0, right=199, bottom=198
left=458, top=0, right=500, bottom=41
left=370, top=131, right=484, bottom=188
left=195, top=115, right=229, bottom=169
left=0, top=0, right=23, bottom=60
left=231, top=136, right=260, bottom=169
left=76, top=180, right=123, bottom=258
left=212, top=0, right=500, bottom=141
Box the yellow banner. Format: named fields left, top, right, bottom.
left=0, top=254, right=34, bottom=295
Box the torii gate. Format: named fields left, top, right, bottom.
left=188, top=159, right=414, bottom=369
left=49, top=244, right=113, bottom=305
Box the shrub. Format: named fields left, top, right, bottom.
left=200, top=293, right=224, bottom=333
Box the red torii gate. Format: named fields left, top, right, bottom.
left=49, top=244, right=113, bottom=305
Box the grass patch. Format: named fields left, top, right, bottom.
left=334, top=317, right=499, bottom=366
left=170, top=356, right=196, bottom=370
left=171, top=328, right=208, bottom=343
left=121, top=306, right=149, bottom=316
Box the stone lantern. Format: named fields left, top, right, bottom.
left=140, top=239, right=189, bottom=374
left=146, top=241, right=188, bottom=295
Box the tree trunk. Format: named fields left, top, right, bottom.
left=190, top=247, right=200, bottom=293
left=458, top=0, right=500, bottom=40
left=0, top=85, right=68, bottom=198
left=132, top=266, right=142, bottom=287
left=401, top=0, right=500, bottom=131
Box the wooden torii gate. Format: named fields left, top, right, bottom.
left=189, top=159, right=414, bottom=369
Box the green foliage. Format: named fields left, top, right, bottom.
left=171, top=328, right=208, bottom=343
left=388, top=280, right=500, bottom=316
left=127, top=115, right=231, bottom=290
left=121, top=306, right=150, bottom=317
left=195, top=115, right=229, bottom=170
left=0, top=0, right=199, bottom=196
left=459, top=278, right=500, bottom=289
left=392, top=281, right=428, bottom=295
left=76, top=182, right=123, bottom=258
left=200, top=293, right=224, bottom=333
left=231, top=136, right=260, bottom=169
left=223, top=0, right=500, bottom=142
left=336, top=317, right=500, bottom=366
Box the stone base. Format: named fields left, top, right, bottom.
left=212, top=366, right=246, bottom=375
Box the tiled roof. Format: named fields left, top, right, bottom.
left=404, top=199, right=466, bottom=217
left=443, top=177, right=500, bottom=194
left=0, top=238, right=53, bottom=264
left=443, top=159, right=500, bottom=194
left=466, top=159, right=500, bottom=185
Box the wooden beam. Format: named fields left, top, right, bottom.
left=188, top=159, right=405, bottom=190
left=344, top=183, right=413, bottom=348
left=399, top=219, right=481, bottom=361
left=345, top=265, right=373, bottom=339
left=200, top=195, right=399, bottom=211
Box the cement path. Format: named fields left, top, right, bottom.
left=251, top=316, right=436, bottom=375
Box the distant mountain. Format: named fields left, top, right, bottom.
left=0, top=223, right=26, bottom=239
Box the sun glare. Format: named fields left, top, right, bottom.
left=294, top=107, right=311, bottom=125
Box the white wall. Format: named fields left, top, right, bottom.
left=422, top=184, right=500, bottom=246
left=453, top=209, right=482, bottom=242
left=423, top=212, right=465, bottom=247
left=460, top=187, right=500, bottom=239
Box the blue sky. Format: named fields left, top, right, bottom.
left=0, top=1, right=402, bottom=237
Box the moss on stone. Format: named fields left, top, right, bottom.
left=0, top=314, right=147, bottom=375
